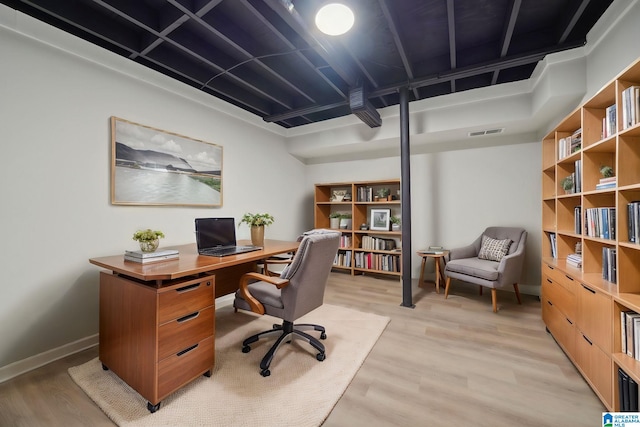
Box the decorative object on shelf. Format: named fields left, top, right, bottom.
left=370, top=208, right=391, bottom=231
left=343, top=192, right=352, bottom=201
left=339, top=213, right=352, bottom=230
left=600, top=165, right=614, bottom=178
left=360, top=223, right=369, bottom=230
left=376, top=188, right=390, bottom=201
left=132, top=229, right=165, bottom=253
left=390, top=216, right=401, bottom=231
left=329, top=212, right=342, bottom=229
left=331, top=190, right=347, bottom=202
left=561, top=175, right=574, bottom=194
left=240, top=212, right=274, bottom=247
left=111, top=117, right=223, bottom=207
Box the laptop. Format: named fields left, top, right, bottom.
left=195, top=217, right=262, bottom=257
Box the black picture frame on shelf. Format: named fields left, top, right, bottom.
left=370, top=208, right=390, bottom=231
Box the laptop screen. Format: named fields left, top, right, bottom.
left=195, top=217, right=237, bottom=250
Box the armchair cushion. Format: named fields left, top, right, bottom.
left=478, top=235, right=512, bottom=262
left=445, top=257, right=500, bottom=281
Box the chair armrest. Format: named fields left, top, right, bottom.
left=448, top=244, right=478, bottom=261
left=262, top=258, right=292, bottom=277
left=238, top=272, right=290, bottom=315
left=497, top=247, right=526, bottom=285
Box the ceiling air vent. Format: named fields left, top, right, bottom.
left=468, top=128, right=504, bottom=137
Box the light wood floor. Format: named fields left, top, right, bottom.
left=0, top=274, right=605, bottom=426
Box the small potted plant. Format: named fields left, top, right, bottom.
left=376, top=188, right=390, bottom=201
left=390, top=216, right=401, bottom=231
left=600, top=165, right=614, bottom=178
left=561, top=175, right=574, bottom=194
left=132, top=229, right=165, bottom=253
left=339, top=213, right=352, bottom=230
left=240, top=212, right=274, bottom=246
left=329, top=212, right=342, bottom=229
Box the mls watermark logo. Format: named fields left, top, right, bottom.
left=604, top=412, right=640, bottom=426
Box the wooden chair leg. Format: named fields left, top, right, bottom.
left=513, top=283, right=522, bottom=304
left=444, top=276, right=451, bottom=298
left=491, top=288, right=498, bottom=313
left=479, top=286, right=483, bottom=296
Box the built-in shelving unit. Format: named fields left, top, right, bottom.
left=541, top=56, right=640, bottom=411
left=315, top=180, right=401, bottom=277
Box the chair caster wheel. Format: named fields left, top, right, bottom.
left=316, top=353, right=326, bottom=361
left=147, top=401, right=161, bottom=413
left=320, top=332, right=327, bottom=340
left=260, top=369, right=271, bottom=377
left=242, top=346, right=251, bottom=353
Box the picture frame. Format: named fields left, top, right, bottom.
left=370, top=208, right=391, bottom=231
left=111, top=117, right=223, bottom=207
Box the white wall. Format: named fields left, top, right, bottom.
left=305, top=142, right=541, bottom=295
left=0, top=10, right=305, bottom=373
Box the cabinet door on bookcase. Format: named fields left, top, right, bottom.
left=576, top=283, right=612, bottom=352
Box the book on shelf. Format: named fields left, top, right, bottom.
left=548, top=232, right=557, bottom=258
left=566, top=253, right=582, bottom=268
left=599, top=176, right=617, bottom=184
left=602, top=246, right=617, bottom=283
left=595, top=182, right=616, bottom=190
left=622, top=85, right=640, bottom=129
left=618, top=368, right=639, bottom=412
left=584, top=207, right=615, bottom=240
left=125, top=248, right=179, bottom=258
left=124, top=253, right=179, bottom=263
left=603, top=104, right=616, bottom=138
left=628, top=201, right=640, bottom=243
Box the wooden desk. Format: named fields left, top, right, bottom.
left=417, top=251, right=449, bottom=293
left=89, top=239, right=298, bottom=413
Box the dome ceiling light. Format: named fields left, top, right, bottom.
left=315, top=3, right=355, bottom=36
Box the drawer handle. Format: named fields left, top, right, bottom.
left=176, top=283, right=200, bottom=293
left=547, top=301, right=553, bottom=306
left=566, top=317, right=573, bottom=325
left=565, top=275, right=574, bottom=281
left=546, top=278, right=552, bottom=284
left=177, top=311, right=200, bottom=323
left=548, top=265, right=554, bottom=271
left=582, top=334, right=592, bottom=345
left=177, top=343, right=199, bottom=357
left=581, top=284, right=596, bottom=294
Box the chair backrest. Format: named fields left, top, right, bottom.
left=476, top=226, right=527, bottom=256
left=278, top=229, right=340, bottom=321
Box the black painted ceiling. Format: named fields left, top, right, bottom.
left=2, top=0, right=614, bottom=128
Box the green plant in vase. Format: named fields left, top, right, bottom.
left=390, top=216, right=401, bottom=231
left=561, top=175, right=574, bottom=194
left=240, top=212, right=274, bottom=247
left=600, top=165, right=614, bottom=178
left=132, top=229, right=165, bottom=253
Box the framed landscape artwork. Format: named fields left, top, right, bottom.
left=110, top=117, right=223, bottom=207
left=370, top=208, right=390, bottom=231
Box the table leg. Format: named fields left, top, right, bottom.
left=434, top=258, right=441, bottom=293
left=418, top=257, right=427, bottom=288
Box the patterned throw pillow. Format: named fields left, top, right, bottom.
left=478, top=235, right=512, bottom=262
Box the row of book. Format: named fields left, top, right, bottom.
left=339, top=234, right=352, bottom=248
left=584, top=207, right=616, bottom=240
left=548, top=232, right=557, bottom=259
left=360, top=235, right=396, bottom=251
left=618, top=368, right=639, bottom=412
left=596, top=176, right=616, bottom=190
left=354, top=252, right=400, bottom=272
left=603, top=247, right=617, bottom=283
left=621, top=85, right=640, bottom=130
left=334, top=250, right=352, bottom=267
left=629, top=201, right=640, bottom=244
left=124, top=249, right=179, bottom=263
left=558, top=129, right=582, bottom=160
left=356, top=186, right=376, bottom=202
left=603, top=104, right=617, bottom=138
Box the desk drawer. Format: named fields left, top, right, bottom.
left=158, top=336, right=214, bottom=400
left=542, top=295, right=576, bottom=358
left=158, top=277, right=214, bottom=324
left=542, top=263, right=576, bottom=294
left=158, top=306, right=214, bottom=361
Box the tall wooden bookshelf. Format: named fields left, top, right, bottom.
left=314, top=180, right=401, bottom=277
left=541, top=56, right=640, bottom=411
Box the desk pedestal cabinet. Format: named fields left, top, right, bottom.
left=99, top=272, right=215, bottom=413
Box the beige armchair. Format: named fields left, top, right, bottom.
left=444, top=226, right=527, bottom=313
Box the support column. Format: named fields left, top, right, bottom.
left=399, top=87, right=414, bottom=308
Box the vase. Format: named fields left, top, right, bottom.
left=251, top=225, right=265, bottom=247
left=330, top=218, right=340, bottom=229
left=139, top=239, right=159, bottom=253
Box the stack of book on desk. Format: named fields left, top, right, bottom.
left=124, top=249, right=179, bottom=263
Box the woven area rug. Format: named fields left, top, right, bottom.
left=69, top=304, right=389, bottom=427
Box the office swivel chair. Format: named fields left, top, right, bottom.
left=233, top=229, right=340, bottom=377
left=444, top=226, right=527, bottom=313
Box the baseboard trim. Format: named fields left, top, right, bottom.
left=0, top=334, right=98, bottom=384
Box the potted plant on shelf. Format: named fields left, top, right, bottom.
left=132, top=229, right=165, bottom=253
left=339, top=213, right=352, bottom=230
left=600, top=165, right=614, bottom=178
left=390, top=216, right=401, bottom=231
left=376, top=188, right=390, bottom=201
left=240, top=212, right=274, bottom=247
left=561, top=175, right=574, bottom=194
left=329, top=212, right=342, bottom=229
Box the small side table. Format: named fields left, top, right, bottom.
left=417, top=251, right=449, bottom=293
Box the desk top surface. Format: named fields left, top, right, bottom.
left=89, top=239, right=298, bottom=282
